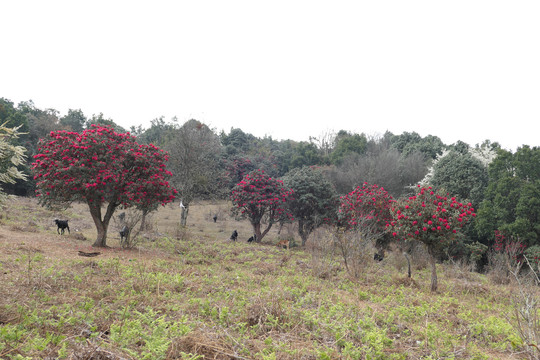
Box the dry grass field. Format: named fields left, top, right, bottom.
left=0, top=196, right=538, bottom=359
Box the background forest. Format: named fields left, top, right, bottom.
left=1, top=97, right=540, bottom=269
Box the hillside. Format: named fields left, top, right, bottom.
left=0, top=196, right=535, bottom=359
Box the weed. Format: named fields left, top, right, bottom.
left=0, top=197, right=531, bottom=359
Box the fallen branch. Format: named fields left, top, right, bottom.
left=78, top=251, right=101, bottom=257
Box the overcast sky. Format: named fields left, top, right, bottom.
left=2, top=1, right=539, bottom=151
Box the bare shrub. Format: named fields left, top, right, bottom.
left=112, top=208, right=152, bottom=249
left=206, top=205, right=228, bottom=222
left=444, top=256, right=477, bottom=281
left=168, top=327, right=243, bottom=360
left=176, top=226, right=192, bottom=242
left=69, top=232, right=87, bottom=241
left=69, top=343, right=129, bottom=360
left=386, top=243, right=409, bottom=273
left=307, top=227, right=340, bottom=279
left=410, top=243, right=429, bottom=271
left=507, top=257, right=540, bottom=359
left=9, top=224, right=38, bottom=233
left=334, top=227, right=377, bottom=279
left=487, top=244, right=524, bottom=285
left=246, top=294, right=288, bottom=334
left=278, top=222, right=297, bottom=237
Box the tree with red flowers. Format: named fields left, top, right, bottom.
left=338, top=182, right=394, bottom=238
left=231, top=169, right=293, bottom=242
left=390, top=186, right=476, bottom=291
left=32, top=125, right=177, bottom=247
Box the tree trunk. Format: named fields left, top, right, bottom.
left=298, top=220, right=309, bottom=246
left=404, top=252, right=412, bottom=278
left=428, top=247, right=438, bottom=292
left=180, top=204, right=189, bottom=227
left=252, top=221, right=273, bottom=242
left=253, top=223, right=262, bottom=242
left=89, top=201, right=117, bottom=247
left=139, top=209, right=148, bottom=232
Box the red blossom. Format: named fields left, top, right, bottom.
left=338, top=182, right=394, bottom=231
left=31, top=125, right=177, bottom=210
left=389, top=187, right=475, bottom=249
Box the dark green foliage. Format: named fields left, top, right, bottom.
left=0, top=98, right=29, bottom=135
left=430, top=149, right=488, bottom=208
left=59, top=109, right=86, bottom=133
left=17, top=100, right=62, bottom=155
left=477, top=146, right=540, bottom=248
left=85, top=113, right=126, bottom=133
left=275, top=140, right=323, bottom=175
left=390, top=131, right=445, bottom=160
left=283, top=166, right=338, bottom=245
left=136, top=116, right=178, bottom=146
left=220, top=127, right=258, bottom=156
left=524, top=245, right=540, bottom=271
left=330, top=131, right=367, bottom=165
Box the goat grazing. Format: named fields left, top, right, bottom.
left=276, top=239, right=290, bottom=249
left=54, top=219, right=70, bottom=235
left=213, top=214, right=218, bottom=223
left=247, top=234, right=257, bottom=243
left=230, top=230, right=238, bottom=241
left=120, top=225, right=129, bottom=242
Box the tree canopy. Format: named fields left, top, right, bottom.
left=476, top=146, right=540, bottom=248
left=283, top=166, right=337, bottom=245
left=231, top=169, right=293, bottom=242
left=0, top=122, right=27, bottom=206
left=390, top=186, right=476, bottom=291
left=32, top=125, right=176, bottom=247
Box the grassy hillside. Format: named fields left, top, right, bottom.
left=0, top=196, right=536, bottom=359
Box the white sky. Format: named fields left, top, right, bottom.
left=2, top=1, right=539, bottom=152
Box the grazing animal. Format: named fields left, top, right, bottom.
left=230, top=230, right=238, bottom=241
left=120, top=226, right=129, bottom=242
left=213, top=214, right=217, bottom=223
left=247, top=234, right=257, bottom=243
left=374, top=253, right=384, bottom=261
left=54, top=219, right=70, bottom=235
left=276, top=239, right=290, bottom=249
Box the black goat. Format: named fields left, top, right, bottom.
left=54, top=219, right=70, bottom=235
left=247, top=234, right=257, bottom=243
left=213, top=215, right=218, bottom=223
left=374, top=253, right=384, bottom=262
left=120, top=226, right=129, bottom=242
left=230, top=230, right=238, bottom=241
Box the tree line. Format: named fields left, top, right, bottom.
left=2, top=97, right=540, bottom=282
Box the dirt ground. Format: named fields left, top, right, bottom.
left=0, top=196, right=292, bottom=262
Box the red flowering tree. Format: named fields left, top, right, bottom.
left=225, top=156, right=256, bottom=189
left=390, top=186, right=476, bottom=291
left=231, top=169, right=293, bottom=242
left=32, top=125, right=177, bottom=247
left=338, top=182, right=394, bottom=236
left=336, top=183, right=394, bottom=270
